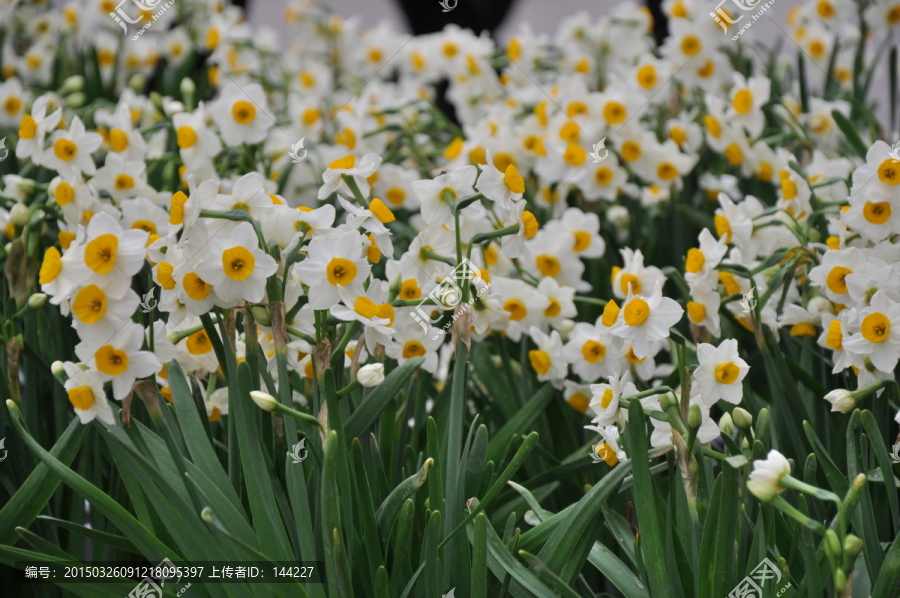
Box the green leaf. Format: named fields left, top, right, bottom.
left=423, top=510, right=443, bottom=598
left=860, top=410, right=900, bottom=534
left=831, top=109, right=869, bottom=159
left=471, top=512, right=488, bottom=598
left=518, top=550, right=581, bottom=598
left=376, top=457, right=433, bottom=538
left=486, top=384, right=554, bottom=465
left=698, top=459, right=741, bottom=598
left=36, top=516, right=136, bottom=554
left=803, top=421, right=850, bottom=497
left=344, top=356, right=424, bottom=439
left=624, top=402, right=673, bottom=598
left=586, top=539, right=649, bottom=598
left=350, top=438, right=384, bottom=585
left=0, top=416, right=88, bottom=545
left=872, top=530, right=900, bottom=598
left=5, top=401, right=173, bottom=561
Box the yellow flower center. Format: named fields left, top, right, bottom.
left=132, top=220, right=157, bottom=235
left=503, top=299, right=527, bottom=321
left=109, top=128, right=128, bottom=152
left=681, top=34, right=701, bottom=56
left=55, top=182, right=75, bottom=206
left=863, top=201, right=892, bottom=224
left=636, top=64, right=657, bottom=89
left=354, top=296, right=380, bottom=319
left=176, top=126, right=198, bottom=149
left=732, top=89, right=754, bottom=115
left=504, top=164, right=525, bottom=193
left=329, top=154, right=356, bottom=170
left=327, top=257, right=357, bottom=286
left=522, top=211, right=539, bottom=239
left=3, top=95, right=21, bottom=116
left=621, top=140, right=642, bottom=162
left=54, top=138, right=78, bottom=161
left=572, top=230, right=591, bottom=252
left=619, top=273, right=641, bottom=295
left=624, top=298, right=650, bottom=326
left=231, top=100, right=256, bottom=124
left=861, top=312, right=890, bottom=343
left=536, top=254, right=561, bottom=277
left=369, top=198, right=396, bottom=223
left=187, top=330, right=212, bottom=354
left=222, top=246, right=256, bottom=281
left=657, top=162, right=679, bottom=181
left=724, top=143, right=743, bottom=166
left=39, top=246, right=62, bottom=284
left=528, top=349, right=551, bottom=376
left=826, top=266, right=851, bottom=294
left=114, top=174, right=135, bottom=190
left=599, top=387, right=615, bottom=409
left=687, top=301, right=706, bottom=323
left=157, top=262, right=176, bottom=290
left=757, top=162, right=773, bottom=182
left=72, top=284, right=107, bottom=323
left=603, top=101, right=626, bottom=125
left=714, top=214, right=732, bottom=243
left=790, top=323, right=817, bottom=337
left=400, top=279, right=421, bottom=300
left=19, top=114, right=37, bottom=139
left=403, top=340, right=427, bottom=359
left=826, top=319, right=843, bottom=350
left=601, top=300, right=620, bottom=327
left=67, top=386, right=95, bottom=410
left=559, top=121, right=581, bottom=142
left=95, top=345, right=129, bottom=376
left=781, top=177, right=797, bottom=200
left=184, top=272, right=211, bottom=300
left=582, top=340, right=606, bottom=363
left=385, top=187, right=406, bottom=207
left=544, top=298, right=561, bottom=318
left=669, top=126, right=686, bottom=146
left=567, top=392, right=589, bottom=413
left=685, top=248, right=705, bottom=273
left=594, top=167, right=614, bottom=185
left=170, top=191, right=188, bottom=225
left=714, top=362, right=740, bottom=384
left=817, top=0, right=834, bottom=18
left=563, top=143, right=587, bottom=166
left=84, top=234, right=118, bottom=274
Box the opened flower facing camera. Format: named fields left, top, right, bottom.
left=74, top=322, right=162, bottom=401
left=293, top=230, right=371, bottom=310
left=842, top=290, right=900, bottom=372
left=62, top=362, right=114, bottom=425
left=210, top=83, right=272, bottom=147
left=194, top=221, right=278, bottom=305
left=610, top=282, right=683, bottom=359
left=693, top=339, right=749, bottom=406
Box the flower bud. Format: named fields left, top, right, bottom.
left=28, top=293, right=47, bottom=309
left=607, top=205, right=630, bottom=228
left=687, top=404, right=703, bottom=430
left=9, top=203, right=31, bottom=227
left=718, top=412, right=734, bottom=436
left=129, top=74, right=147, bottom=93
left=164, top=100, right=185, bottom=116
left=65, top=93, right=85, bottom=109
left=180, top=77, right=196, bottom=99
left=249, top=305, right=272, bottom=326
left=659, top=391, right=677, bottom=411
left=807, top=296, right=833, bottom=315
left=732, top=407, right=753, bottom=430
left=51, top=360, right=68, bottom=385
left=357, top=363, right=385, bottom=387
left=824, top=529, right=842, bottom=562
left=844, top=534, right=863, bottom=561
left=747, top=480, right=777, bottom=502
left=250, top=390, right=278, bottom=412
left=824, top=388, right=855, bottom=413
left=61, top=75, right=84, bottom=93
left=13, top=178, right=37, bottom=194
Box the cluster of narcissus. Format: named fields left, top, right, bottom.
left=1, top=0, right=898, bottom=455
left=2, top=1, right=900, bottom=588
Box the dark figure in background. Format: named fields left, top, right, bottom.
left=395, top=0, right=668, bottom=43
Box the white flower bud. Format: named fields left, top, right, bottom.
left=807, top=296, right=834, bottom=315
left=249, top=305, right=272, bottom=326
left=180, top=77, right=196, bottom=98
left=164, top=100, right=185, bottom=116
left=61, top=75, right=84, bottom=93
left=250, top=390, right=278, bottom=412
left=824, top=388, right=855, bottom=413
left=28, top=293, right=47, bottom=309
left=607, top=205, right=630, bottom=228
left=732, top=407, right=753, bottom=429
left=9, top=203, right=30, bottom=227
left=357, top=363, right=385, bottom=387
left=718, top=412, right=734, bottom=436
left=65, top=93, right=85, bottom=109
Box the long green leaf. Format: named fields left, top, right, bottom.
left=375, top=457, right=433, bottom=538
left=485, top=384, right=554, bottom=465
left=698, top=459, right=741, bottom=598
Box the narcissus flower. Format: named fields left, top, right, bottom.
left=693, top=339, right=749, bottom=406
left=210, top=83, right=272, bottom=146
left=588, top=373, right=638, bottom=426
left=475, top=150, right=525, bottom=218
left=318, top=153, right=383, bottom=200
left=38, top=116, right=103, bottom=179
left=74, top=322, right=162, bottom=400
left=748, top=450, right=791, bottom=501
left=842, top=290, right=900, bottom=372
left=412, top=165, right=478, bottom=227
left=610, top=282, right=683, bottom=358
left=72, top=212, right=149, bottom=299
left=62, top=362, right=114, bottom=425
left=194, top=221, right=278, bottom=305
left=527, top=326, right=566, bottom=387
left=293, top=230, right=371, bottom=309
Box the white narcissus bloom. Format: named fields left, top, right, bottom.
left=38, top=116, right=103, bottom=179
left=475, top=150, right=525, bottom=219
left=842, top=290, right=900, bottom=372
left=748, top=450, right=791, bottom=500
left=823, top=388, right=855, bottom=413
left=90, top=152, right=150, bottom=202
left=210, top=83, right=272, bottom=146
left=70, top=285, right=140, bottom=337
left=75, top=322, right=162, bottom=401
left=544, top=207, right=606, bottom=259
left=412, top=165, right=478, bottom=227
left=15, top=100, right=61, bottom=160
left=726, top=73, right=770, bottom=138
left=584, top=423, right=628, bottom=466
left=194, top=221, right=278, bottom=305
left=357, top=363, right=385, bottom=387
left=808, top=247, right=868, bottom=304
left=293, top=230, right=371, bottom=310
left=173, top=104, right=222, bottom=165
left=564, top=322, right=621, bottom=383
left=587, top=373, right=637, bottom=427
left=610, top=282, right=684, bottom=359
left=62, top=362, right=115, bottom=425
left=387, top=318, right=443, bottom=374
left=684, top=228, right=728, bottom=292
left=527, top=326, right=566, bottom=388
left=337, top=195, right=396, bottom=260
left=612, top=248, right=665, bottom=300
left=72, top=212, right=149, bottom=299
left=318, top=153, right=383, bottom=200
left=693, top=339, right=750, bottom=406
